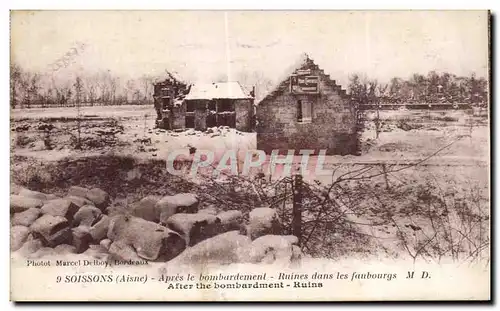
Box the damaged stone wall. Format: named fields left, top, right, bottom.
left=194, top=105, right=208, bottom=131
left=153, top=77, right=189, bottom=129
left=235, top=99, right=254, bottom=132
left=256, top=62, right=357, bottom=155
left=180, top=98, right=254, bottom=132
left=171, top=104, right=186, bottom=129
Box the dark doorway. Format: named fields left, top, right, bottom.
left=207, top=114, right=217, bottom=128
left=217, top=113, right=236, bottom=127
left=185, top=116, right=195, bottom=128
left=208, top=101, right=216, bottom=111
left=218, top=99, right=234, bottom=112
left=186, top=101, right=196, bottom=112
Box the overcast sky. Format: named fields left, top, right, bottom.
left=11, top=10, right=489, bottom=89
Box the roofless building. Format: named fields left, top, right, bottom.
left=153, top=77, right=255, bottom=132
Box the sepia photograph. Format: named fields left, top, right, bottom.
left=9, top=10, right=491, bottom=301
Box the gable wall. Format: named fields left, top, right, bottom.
left=256, top=61, right=358, bottom=155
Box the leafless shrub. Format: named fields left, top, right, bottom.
left=397, top=118, right=423, bottom=131
left=14, top=134, right=34, bottom=148
left=431, top=116, right=459, bottom=122
left=11, top=161, right=54, bottom=191
left=194, top=136, right=488, bottom=263
left=196, top=167, right=373, bottom=258
left=364, top=179, right=489, bottom=264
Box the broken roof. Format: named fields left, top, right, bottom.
left=184, top=81, right=252, bottom=100
left=165, top=70, right=186, bottom=84
left=153, top=69, right=188, bottom=85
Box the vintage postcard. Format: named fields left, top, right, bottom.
left=9, top=10, right=490, bottom=301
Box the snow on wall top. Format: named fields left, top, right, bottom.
left=184, top=81, right=252, bottom=100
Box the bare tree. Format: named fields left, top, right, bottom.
left=388, top=77, right=403, bottom=101
left=426, top=70, right=440, bottom=102
left=367, top=79, right=382, bottom=138
left=96, top=71, right=111, bottom=105
left=25, top=72, right=41, bottom=109
left=73, top=76, right=84, bottom=148
left=109, top=76, right=119, bottom=105
left=125, top=79, right=137, bottom=104
left=10, top=63, right=23, bottom=109
left=139, top=75, right=153, bottom=104
left=84, top=75, right=98, bottom=106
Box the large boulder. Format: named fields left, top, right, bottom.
left=86, top=188, right=110, bottom=211
left=18, top=189, right=50, bottom=201
left=71, top=226, right=93, bottom=253
left=11, top=225, right=31, bottom=251
left=89, top=215, right=110, bottom=242
left=10, top=184, right=23, bottom=195
left=108, top=240, right=143, bottom=261
left=100, top=238, right=112, bottom=250
left=107, top=215, right=186, bottom=261
left=241, top=235, right=301, bottom=266
left=164, top=231, right=251, bottom=267
left=73, top=205, right=102, bottom=227
left=198, top=206, right=219, bottom=216
left=155, top=193, right=199, bottom=224
left=291, top=245, right=303, bottom=267
left=10, top=195, right=44, bottom=213
left=30, top=214, right=72, bottom=247
left=166, top=213, right=221, bottom=247
left=216, top=210, right=243, bottom=233
left=46, top=194, right=59, bottom=201
left=54, top=244, right=77, bottom=255
left=82, top=245, right=110, bottom=261
left=12, top=208, right=41, bottom=227
left=68, top=186, right=89, bottom=198
left=16, top=237, right=44, bottom=257
left=41, top=199, right=79, bottom=222
left=30, top=247, right=56, bottom=259
left=105, top=205, right=128, bottom=217
left=65, top=195, right=94, bottom=208
left=247, top=208, right=282, bottom=240
left=47, top=228, right=73, bottom=248
left=131, top=195, right=161, bottom=222
left=28, top=247, right=57, bottom=259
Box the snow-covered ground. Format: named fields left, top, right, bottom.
left=11, top=105, right=489, bottom=186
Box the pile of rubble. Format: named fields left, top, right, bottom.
left=11, top=186, right=302, bottom=267
left=151, top=126, right=245, bottom=139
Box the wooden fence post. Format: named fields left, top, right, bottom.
left=375, top=102, right=381, bottom=139
left=292, top=173, right=303, bottom=246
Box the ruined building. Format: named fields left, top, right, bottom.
left=153, top=73, right=255, bottom=132
left=153, top=71, right=190, bottom=129
left=256, top=54, right=358, bottom=155
left=183, top=82, right=254, bottom=132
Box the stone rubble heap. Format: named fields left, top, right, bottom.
left=11, top=186, right=302, bottom=267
